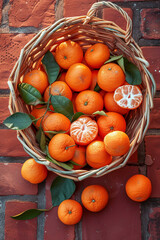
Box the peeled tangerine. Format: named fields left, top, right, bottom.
left=104, top=131, right=130, bottom=156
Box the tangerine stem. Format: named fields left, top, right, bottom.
left=65, top=144, right=76, bottom=150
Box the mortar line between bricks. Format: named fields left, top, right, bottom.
left=37, top=181, right=46, bottom=240
left=0, top=200, right=5, bottom=240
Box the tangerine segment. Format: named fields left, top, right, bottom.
left=58, top=199, right=83, bottom=225
left=125, top=174, right=152, bottom=202
left=104, top=92, right=129, bottom=115
left=55, top=40, right=83, bottom=69
left=75, top=90, right=104, bottom=115
left=65, top=63, right=92, bottom=92
left=86, top=141, right=112, bottom=169
left=81, top=185, right=109, bottom=212
left=104, top=131, right=130, bottom=156
left=48, top=133, right=76, bottom=162
left=97, top=63, right=125, bottom=92
left=70, top=116, right=98, bottom=146
left=114, top=85, right=143, bottom=110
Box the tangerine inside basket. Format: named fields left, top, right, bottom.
left=8, top=2, right=156, bottom=181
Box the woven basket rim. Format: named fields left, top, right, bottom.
left=7, top=1, right=156, bottom=181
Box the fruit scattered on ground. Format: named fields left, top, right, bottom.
left=84, top=43, right=110, bottom=69
left=65, top=63, right=92, bottom=92
left=114, top=85, right=143, bottom=110
left=21, top=158, right=48, bottom=184
left=104, top=131, right=130, bottom=156
left=48, top=133, right=76, bottom=162
left=55, top=40, right=83, bottom=69
left=58, top=199, right=83, bottom=225
left=97, top=63, right=125, bottom=92
left=23, top=69, right=49, bottom=94
left=86, top=141, right=112, bottom=169
left=97, top=112, right=126, bottom=139
left=125, top=174, right=152, bottom=202
left=75, top=90, right=103, bottom=115
left=70, top=116, right=98, bottom=146
left=81, top=185, right=109, bottom=212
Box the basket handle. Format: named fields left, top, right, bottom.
left=84, top=1, right=132, bottom=44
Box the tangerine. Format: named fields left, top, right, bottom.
left=23, top=70, right=49, bottom=94
left=97, top=63, right=125, bottom=92
left=65, top=63, right=92, bottom=92
left=55, top=40, right=83, bottom=69
left=70, top=116, right=98, bottom=146
left=84, top=43, right=110, bottom=69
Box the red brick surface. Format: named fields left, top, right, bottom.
left=145, top=136, right=160, bottom=198
left=0, top=97, right=10, bottom=123
left=141, top=9, right=160, bottom=39
left=44, top=172, right=75, bottom=240
left=64, top=0, right=96, bottom=17
left=148, top=207, right=160, bottom=240
left=0, top=34, right=35, bottom=89
left=141, top=46, right=160, bottom=90
left=103, top=8, right=133, bottom=30
left=5, top=201, right=37, bottom=240
left=80, top=166, right=141, bottom=240
left=0, top=163, right=38, bottom=195
left=149, top=98, right=160, bottom=129
left=128, top=150, right=138, bottom=163
left=0, top=129, right=28, bottom=156
left=9, top=0, right=55, bottom=28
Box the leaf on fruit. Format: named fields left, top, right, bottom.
left=51, top=95, right=74, bottom=121
left=71, top=112, right=84, bottom=122
left=50, top=176, right=76, bottom=207
left=92, top=110, right=107, bottom=116
left=104, top=55, right=123, bottom=64
left=18, top=83, right=43, bottom=106
left=3, top=112, right=32, bottom=130
left=36, top=127, right=46, bottom=152
left=124, top=58, right=142, bottom=85
left=42, top=51, right=60, bottom=84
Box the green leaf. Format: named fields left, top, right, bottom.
left=117, top=57, right=125, bottom=72
left=51, top=95, right=74, bottom=121
left=104, top=55, right=123, bottom=64
left=69, top=160, right=83, bottom=167
left=11, top=207, right=53, bottom=220
left=71, top=112, right=84, bottom=122
left=50, top=176, right=76, bottom=207
left=36, top=127, right=46, bottom=152
left=18, top=83, right=43, bottom=106
left=124, top=58, right=142, bottom=85
left=42, top=51, right=60, bottom=84
left=3, top=112, right=32, bottom=130
left=92, top=110, right=107, bottom=116
left=44, top=130, right=67, bottom=140
left=94, top=83, right=101, bottom=92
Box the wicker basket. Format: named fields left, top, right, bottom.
left=8, top=1, right=156, bottom=181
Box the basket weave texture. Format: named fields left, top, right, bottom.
left=8, top=1, right=156, bottom=181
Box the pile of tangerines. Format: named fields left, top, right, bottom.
left=19, top=40, right=152, bottom=225
left=23, top=40, right=143, bottom=170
